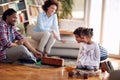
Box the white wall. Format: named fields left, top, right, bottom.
left=88, top=0, right=102, bottom=43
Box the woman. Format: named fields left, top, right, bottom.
left=32, top=0, right=65, bottom=57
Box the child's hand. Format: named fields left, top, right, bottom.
left=94, top=66, right=98, bottom=71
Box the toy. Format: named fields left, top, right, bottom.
left=41, top=57, right=64, bottom=66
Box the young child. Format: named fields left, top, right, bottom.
left=73, top=27, right=100, bottom=71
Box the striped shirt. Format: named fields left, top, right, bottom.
left=98, top=44, right=108, bottom=61
left=0, top=20, right=24, bottom=60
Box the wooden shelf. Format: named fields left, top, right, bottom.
left=29, top=4, right=42, bottom=7
left=59, top=29, right=73, bottom=35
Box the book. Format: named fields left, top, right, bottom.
left=29, top=6, right=39, bottom=16
left=19, top=13, right=25, bottom=22
left=23, top=11, right=28, bottom=21
left=17, top=2, right=26, bottom=10
left=0, top=5, right=9, bottom=15
left=0, top=6, right=4, bottom=15
left=27, top=0, right=34, bottom=5
left=0, top=0, right=3, bottom=4
left=8, top=3, right=18, bottom=11
left=2, top=0, right=10, bottom=3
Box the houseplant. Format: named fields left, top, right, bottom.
left=58, top=0, right=74, bottom=19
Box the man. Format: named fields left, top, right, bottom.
left=0, top=8, right=42, bottom=63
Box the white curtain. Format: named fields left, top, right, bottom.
left=102, top=0, right=120, bottom=55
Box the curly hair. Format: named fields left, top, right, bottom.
left=73, top=27, right=85, bottom=36
left=42, top=0, right=59, bottom=13
left=73, top=27, right=93, bottom=37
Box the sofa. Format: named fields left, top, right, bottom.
left=26, top=19, right=85, bottom=58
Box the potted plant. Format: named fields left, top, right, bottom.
left=58, top=0, right=74, bottom=19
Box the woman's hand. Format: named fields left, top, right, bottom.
left=52, top=30, right=57, bottom=39
left=52, top=30, right=66, bottom=43
left=60, top=39, right=66, bottom=43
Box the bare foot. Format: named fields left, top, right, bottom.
left=43, top=53, right=48, bottom=57
left=34, top=49, right=43, bottom=58
left=35, top=53, right=43, bottom=59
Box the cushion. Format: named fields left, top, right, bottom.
left=53, top=40, right=80, bottom=49
left=59, top=19, right=86, bottom=31
left=26, top=23, right=36, bottom=36
left=27, top=37, right=38, bottom=49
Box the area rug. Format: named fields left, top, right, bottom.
left=23, top=58, right=77, bottom=68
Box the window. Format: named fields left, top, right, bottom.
left=72, top=0, right=85, bottom=19
left=102, top=0, right=120, bottom=56
left=89, top=0, right=120, bottom=57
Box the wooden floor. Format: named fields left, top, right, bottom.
left=0, top=58, right=120, bottom=80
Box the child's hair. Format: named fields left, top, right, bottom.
left=73, top=27, right=94, bottom=38
left=73, top=27, right=84, bottom=36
